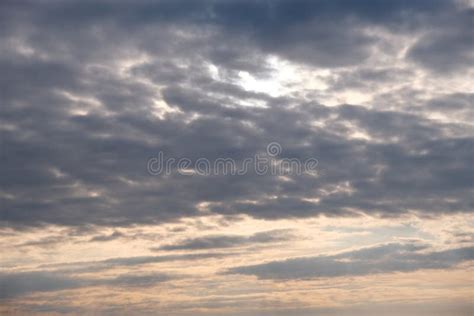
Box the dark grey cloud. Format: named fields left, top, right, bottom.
left=408, top=8, right=474, bottom=73
left=39, top=252, right=232, bottom=274
left=225, top=243, right=474, bottom=280
left=0, top=270, right=173, bottom=299
left=165, top=302, right=474, bottom=316
left=422, top=93, right=474, bottom=123
left=209, top=0, right=454, bottom=67
left=156, top=229, right=293, bottom=251
left=89, top=231, right=125, bottom=242
left=0, top=252, right=230, bottom=299
left=0, top=0, right=473, bottom=229
left=0, top=271, right=80, bottom=300
left=2, top=93, right=473, bottom=226
left=326, top=68, right=415, bottom=92
left=2, top=88, right=473, bottom=227
left=94, top=272, right=173, bottom=288
left=17, top=236, right=67, bottom=248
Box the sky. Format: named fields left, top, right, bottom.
left=0, top=0, right=473, bottom=315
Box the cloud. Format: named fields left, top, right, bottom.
left=2, top=89, right=472, bottom=227
left=92, top=272, right=173, bottom=288
left=225, top=243, right=474, bottom=280
left=89, top=231, right=125, bottom=242
left=39, top=252, right=232, bottom=274
left=156, top=229, right=293, bottom=250
left=17, top=236, right=67, bottom=248
left=0, top=1, right=473, bottom=314
left=0, top=271, right=173, bottom=299
left=0, top=271, right=81, bottom=299
left=0, top=0, right=472, bottom=230
left=0, top=252, right=230, bottom=299
left=407, top=8, right=474, bottom=73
